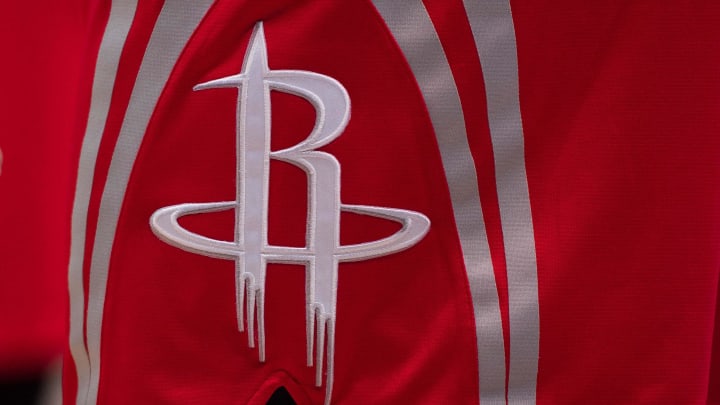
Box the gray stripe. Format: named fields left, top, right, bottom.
left=462, top=0, right=540, bottom=402
left=371, top=1, right=506, bottom=403
left=84, top=2, right=214, bottom=403
left=68, top=2, right=137, bottom=404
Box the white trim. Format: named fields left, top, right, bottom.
left=371, top=1, right=507, bottom=403
left=83, top=2, right=214, bottom=403
left=462, top=0, right=540, bottom=402
left=68, top=2, right=138, bottom=403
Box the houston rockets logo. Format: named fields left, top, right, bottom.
left=150, top=22, right=430, bottom=403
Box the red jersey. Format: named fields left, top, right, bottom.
left=0, top=1, right=91, bottom=378
left=62, top=1, right=720, bottom=404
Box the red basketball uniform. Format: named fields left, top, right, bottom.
left=62, top=1, right=720, bottom=404
left=0, top=1, right=91, bottom=379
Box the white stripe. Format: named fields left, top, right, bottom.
left=462, top=0, right=540, bottom=402
left=371, top=1, right=506, bottom=403
left=84, top=2, right=214, bottom=403
left=68, top=2, right=137, bottom=404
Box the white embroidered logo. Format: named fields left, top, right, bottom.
left=150, top=22, right=430, bottom=403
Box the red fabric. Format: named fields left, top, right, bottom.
left=0, top=1, right=94, bottom=377
left=95, top=1, right=476, bottom=403
left=423, top=0, right=512, bottom=369
left=513, top=2, right=720, bottom=402
left=58, top=0, right=720, bottom=404
left=710, top=278, right=720, bottom=404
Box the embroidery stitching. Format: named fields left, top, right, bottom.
left=150, top=22, right=430, bottom=404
